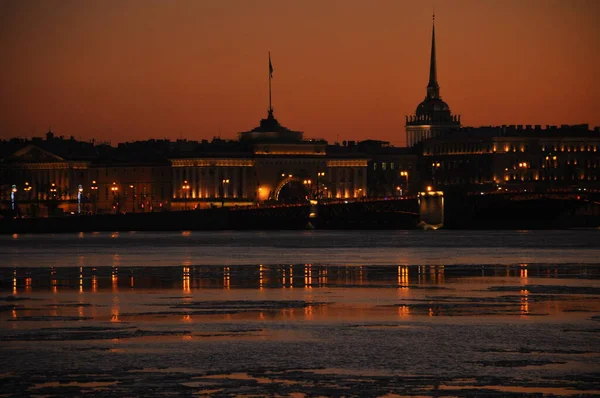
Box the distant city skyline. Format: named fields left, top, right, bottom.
left=1, top=0, right=598, bottom=146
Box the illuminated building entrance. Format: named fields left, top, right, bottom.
left=274, top=178, right=310, bottom=204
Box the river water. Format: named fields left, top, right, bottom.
left=1, top=230, right=599, bottom=396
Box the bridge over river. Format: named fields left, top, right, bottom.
left=1, top=191, right=599, bottom=233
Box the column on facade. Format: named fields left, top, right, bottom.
left=62, top=169, right=68, bottom=199
left=196, top=166, right=201, bottom=199
left=59, top=169, right=64, bottom=199
left=42, top=169, right=46, bottom=200
left=338, top=168, right=343, bottom=198
left=209, top=167, right=213, bottom=198
left=213, top=167, right=219, bottom=198
left=338, top=168, right=342, bottom=198
left=39, top=170, right=44, bottom=200
left=362, top=167, right=367, bottom=198
left=45, top=169, right=51, bottom=200
left=54, top=169, right=58, bottom=197
left=234, top=167, right=240, bottom=198
left=241, top=168, right=247, bottom=200
left=230, top=167, right=236, bottom=198
left=221, top=167, right=227, bottom=198
left=330, top=168, right=335, bottom=198
left=344, top=168, right=349, bottom=198
left=353, top=168, right=359, bottom=198
left=333, top=168, right=339, bottom=198
left=183, top=167, right=188, bottom=199
left=191, top=166, right=197, bottom=199
left=196, top=167, right=201, bottom=199
left=55, top=169, right=60, bottom=196
left=239, top=167, right=244, bottom=199
left=200, top=167, right=206, bottom=199
left=181, top=167, right=186, bottom=199
left=172, top=168, right=177, bottom=199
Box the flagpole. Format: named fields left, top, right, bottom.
left=268, top=52, right=272, bottom=113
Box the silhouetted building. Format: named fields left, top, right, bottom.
left=421, top=124, right=600, bottom=192
left=0, top=117, right=369, bottom=215
left=0, top=131, right=173, bottom=216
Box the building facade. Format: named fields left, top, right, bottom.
left=1, top=112, right=369, bottom=215
left=421, top=124, right=600, bottom=192
left=168, top=110, right=368, bottom=210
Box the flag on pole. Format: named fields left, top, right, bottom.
left=269, top=53, right=274, bottom=78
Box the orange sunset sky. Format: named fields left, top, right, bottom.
left=1, top=0, right=598, bottom=147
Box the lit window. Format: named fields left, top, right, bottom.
left=382, top=163, right=387, bottom=171
left=390, top=162, right=395, bottom=170
left=373, top=162, right=377, bottom=170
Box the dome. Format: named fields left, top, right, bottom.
left=416, top=97, right=450, bottom=116
left=239, top=110, right=304, bottom=142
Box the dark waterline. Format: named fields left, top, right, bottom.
left=1, top=230, right=600, bottom=268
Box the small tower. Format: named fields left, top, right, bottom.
left=405, top=14, right=460, bottom=147
left=239, top=53, right=303, bottom=142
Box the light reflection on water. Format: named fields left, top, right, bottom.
left=3, top=263, right=599, bottom=322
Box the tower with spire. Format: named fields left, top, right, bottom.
left=405, top=14, right=460, bottom=147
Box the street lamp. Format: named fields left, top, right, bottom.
left=23, top=182, right=32, bottom=195
left=49, top=183, right=57, bottom=198
left=11, top=184, right=17, bottom=211
left=129, top=184, right=136, bottom=213
left=111, top=183, right=120, bottom=214
left=182, top=180, right=190, bottom=210
left=317, top=171, right=325, bottom=202
left=303, top=179, right=312, bottom=200
left=221, top=179, right=230, bottom=207
left=90, top=180, right=98, bottom=214
left=77, top=185, right=83, bottom=214
left=400, top=171, right=409, bottom=194
left=24, top=182, right=33, bottom=215
left=431, top=162, right=441, bottom=187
